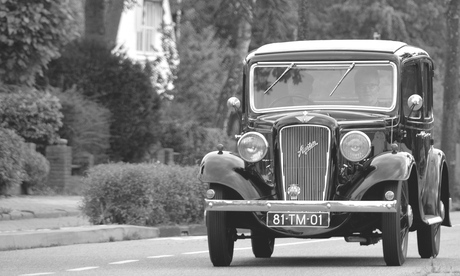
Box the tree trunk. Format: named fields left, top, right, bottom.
left=442, top=0, right=460, bottom=195
left=297, top=0, right=310, bottom=40
left=214, top=2, right=255, bottom=129
left=105, top=0, right=125, bottom=49
left=84, top=0, right=106, bottom=44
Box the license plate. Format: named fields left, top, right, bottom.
left=266, top=212, right=330, bottom=227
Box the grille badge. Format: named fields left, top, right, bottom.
left=297, top=141, right=319, bottom=157
left=296, top=111, right=314, bottom=123
left=287, top=184, right=301, bottom=200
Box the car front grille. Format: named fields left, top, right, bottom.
left=279, top=125, right=331, bottom=201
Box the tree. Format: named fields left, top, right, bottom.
left=297, top=0, right=311, bottom=40
left=0, top=0, right=77, bottom=85
left=0, top=85, right=63, bottom=146
left=45, top=40, right=161, bottom=162
left=442, top=0, right=460, bottom=195
left=85, top=0, right=135, bottom=48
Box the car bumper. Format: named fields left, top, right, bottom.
left=205, top=199, right=397, bottom=213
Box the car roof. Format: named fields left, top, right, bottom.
left=254, top=40, right=409, bottom=55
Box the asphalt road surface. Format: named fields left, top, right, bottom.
left=1, top=212, right=459, bottom=276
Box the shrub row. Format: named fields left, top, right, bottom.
left=80, top=163, right=206, bottom=226
left=0, top=128, right=50, bottom=194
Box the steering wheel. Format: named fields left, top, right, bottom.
left=269, top=95, right=312, bottom=107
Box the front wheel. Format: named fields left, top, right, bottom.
left=382, top=181, right=411, bottom=266
left=207, top=184, right=236, bottom=267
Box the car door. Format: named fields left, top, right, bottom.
left=400, top=59, right=428, bottom=179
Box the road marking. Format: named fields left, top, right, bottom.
left=275, top=238, right=343, bottom=247
left=147, top=255, right=175, bottom=259
left=66, top=267, right=99, bottom=272
left=235, top=247, right=252, bottom=251
left=149, top=236, right=207, bottom=241
left=182, top=250, right=209, bottom=255
left=181, top=238, right=342, bottom=255
left=19, top=273, right=55, bottom=276
left=109, top=260, right=139, bottom=265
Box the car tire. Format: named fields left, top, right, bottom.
left=207, top=184, right=235, bottom=267
left=382, top=180, right=410, bottom=266
left=417, top=182, right=443, bottom=259
left=251, top=230, right=275, bottom=258
left=417, top=222, right=441, bottom=258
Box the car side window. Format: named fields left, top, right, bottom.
left=421, top=61, right=433, bottom=119
left=401, top=62, right=421, bottom=119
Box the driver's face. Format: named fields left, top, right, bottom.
left=356, top=80, right=379, bottom=105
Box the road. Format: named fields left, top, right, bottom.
left=1, top=212, right=459, bottom=276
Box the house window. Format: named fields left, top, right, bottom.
left=136, top=0, right=163, bottom=53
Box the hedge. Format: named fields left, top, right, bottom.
left=0, top=128, right=25, bottom=194
left=80, top=163, right=206, bottom=226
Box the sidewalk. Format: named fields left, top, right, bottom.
left=0, top=195, right=206, bottom=251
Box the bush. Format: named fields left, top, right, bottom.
left=22, top=144, right=50, bottom=194
left=44, top=39, right=161, bottom=162
left=0, top=128, right=25, bottom=195
left=0, top=85, right=63, bottom=146
left=80, top=163, right=206, bottom=226
left=51, top=87, right=111, bottom=165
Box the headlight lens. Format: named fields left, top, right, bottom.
left=340, top=131, right=371, bottom=162
left=237, top=132, right=268, bottom=162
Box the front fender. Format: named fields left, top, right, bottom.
left=198, top=151, right=274, bottom=199
left=348, top=151, right=415, bottom=199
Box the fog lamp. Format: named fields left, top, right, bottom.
left=206, top=189, right=216, bottom=199
left=385, top=191, right=395, bottom=201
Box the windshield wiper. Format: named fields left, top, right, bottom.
left=264, top=63, right=295, bottom=94
left=329, top=62, right=355, bottom=96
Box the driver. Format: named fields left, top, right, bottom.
left=354, top=68, right=381, bottom=106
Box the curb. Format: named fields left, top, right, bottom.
left=0, top=210, right=82, bottom=221
left=0, top=224, right=207, bottom=251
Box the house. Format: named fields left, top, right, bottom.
left=116, top=0, right=179, bottom=94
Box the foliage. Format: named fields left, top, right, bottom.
left=22, top=144, right=50, bottom=193
left=44, top=39, right=161, bottom=162
left=151, top=23, right=180, bottom=94
left=51, top=87, right=111, bottom=164
left=80, top=163, right=206, bottom=226
left=0, top=85, right=63, bottom=146
left=171, top=23, right=230, bottom=126
left=0, top=0, right=77, bottom=85
left=159, top=119, right=235, bottom=165
left=0, top=128, right=25, bottom=194
left=250, top=0, right=297, bottom=49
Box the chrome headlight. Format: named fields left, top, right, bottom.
left=237, top=132, right=268, bottom=162
left=340, top=131, right=371, bottom=162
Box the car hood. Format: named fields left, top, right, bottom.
left=252, top=110, right=393, bottom=130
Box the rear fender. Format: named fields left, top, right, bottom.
left=426, top=148, right=451, bottom=226
left=198, top=151, right=274, bottom=199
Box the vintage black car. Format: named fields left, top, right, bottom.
left=198, top=40, right=452, bottom=267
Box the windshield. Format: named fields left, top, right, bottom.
left=251, top=62, right=396, bottom=111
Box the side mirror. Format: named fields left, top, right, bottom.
left=227, top=97, right=241, bottom=110
left=407, top=94, right=423, bottom=111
